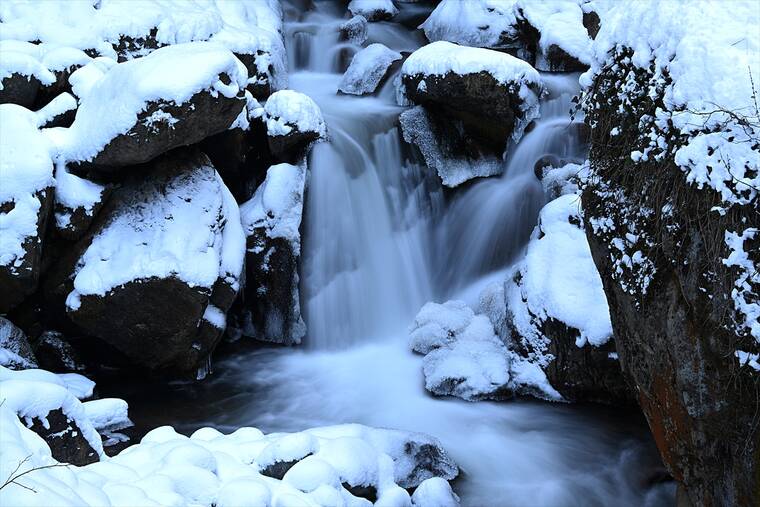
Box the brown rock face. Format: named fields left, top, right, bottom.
left=582, top=51, right=759, bottom=506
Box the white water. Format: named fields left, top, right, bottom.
left=118, top=2, right=675, bottom=505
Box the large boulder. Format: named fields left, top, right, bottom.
left=0, top=49, right=56, bottom=107
left=44, top=150, right=245, bottom=375
left=237, top=163, right=307, bottom=345
left=580, top=3, right=759, bottom=504
left=60, top=42, right=248, bottom=171
left=0, top=104, right=54, bottom=313
left=399, top=41, right=541, bottom=186
left=263, top=90, right=326, bottom=163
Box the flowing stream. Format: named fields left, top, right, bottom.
left=104, top=2, right=676, bottom=505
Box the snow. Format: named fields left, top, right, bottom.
left=723, top=228, right=760, bottom=344
left=82, top=398, right=132, bottom=432
left=339, top=43, right=401, bottom=96
left=264, top=89, right=327, bottom=138
left=35, top=91, right=78, bottom=126
left=53, top=161, right=106, bottom=232
left=65, top=158, right=245, bottom=307
left=0, top=104, right=54, bottom=268
left=420, top=0, right=592, bottom=67
left=0, top=366, right=105, bottom=458
left=411, top=477, right=459, bottom=507
left=0, top=49, right=56, bottom=85
left=203, top=304, right=227, bottom=330
left=57, top=42, right=247, bottom=163
left=348, top=0, right=399, bottom=21
left=67, top=57, right=118, bottom=100
left=517, top=194, right=612, bottom=347
left=241, top=163, right=307, bottom=245
left=581, top=0, right=760, bottom=206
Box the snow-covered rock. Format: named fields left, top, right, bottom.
left=348, top=0, right=399, bottom=22
left=422, top=314, right=512, bottom=401
left=399, top=106, right=503, bottom=188
left=339, top=43, right=402, bottom=96
left=0, top=365, right=115, bottom=465
left=0, top=104, right=54, bottom=312
left=411, top=477, right=460, bottom=507
left=500, top=193, right=629, bottom=404
left=0, top=49, right=56, bottom=107
left=420, top=0, right=595, bottom=71
left=238, top=163, right=307, bottom=345
left=264, top=89, right=326, bottom=162
left=399, top=41, right=542, bottom=186
left=52, top=164, right=108, bottom=240
left=44, top=151, right=245, bottom=375
left=339, top=15, right=369, bottom=45
left=409, top=300, right=474, bottom=354
left=58, top=42, right=248, bottom=169
left=0, top=317, right=37, bottom=370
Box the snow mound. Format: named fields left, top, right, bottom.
left=409, top=300, right=474, bottom=354
left=58, top=41, right=247, bottom=164
left=422, top=314, right=512, bottom=401
left=66, top=155, right=245, bottom=307
left=0, top=49, right=56, bottom=85
left=0, top=104, right=54, bottom=269
left=512, top=194, right=612, bottom=348
left=0, top=404, right=458, bottom=507
left=241, top=163, right=306, bottom=246
left=339, top=43, right=401, bottom=96
left=264, top=89, right=327, bottom=139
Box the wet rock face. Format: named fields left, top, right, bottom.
left=402, top=71, right=522, bottom=154
left=27, top=409, right=99, bottom=466
left=539, top=318, right=632, bottom=405
left=88, top=88, right=246, bottom=170
left=0, top=73, right=41, bottom=107
left=583, top=55, right=759, bottom=506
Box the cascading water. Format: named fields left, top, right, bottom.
left=108, top=2, right=675, bottom=505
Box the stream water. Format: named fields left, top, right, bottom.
left=102, top=2, right=676, bottom=505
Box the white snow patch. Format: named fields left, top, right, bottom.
left=264, top=89, right=327, bottom=138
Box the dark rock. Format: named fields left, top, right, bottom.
left=399, top=440, right=458, bottom=489
left=236, top=163, right=306, bottom=345
left=349, top=1, right=399, bottom=22
left=583, top=11, right=601, bottom=40
left=26, top=409, right=99, bottom=465
left=343, top=483, right=377, bottom=502
left=34, top=330, right=86, bottom=373
left=113, top=28, right=163, bottom=62
left=87, top=89, right=246, bottom=170
left=0, top=73, right=41, bottom=107
left=539, top=44, right=588, bottom=73
left=533, top=154, right=562, bottom=180
left=268, top=130, right=321, bottom=165
left=0, top=317, right=38, bottom=369
left=260, top=458, right=304, bottom=480
left=540, top=318, right=633, bottom=404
